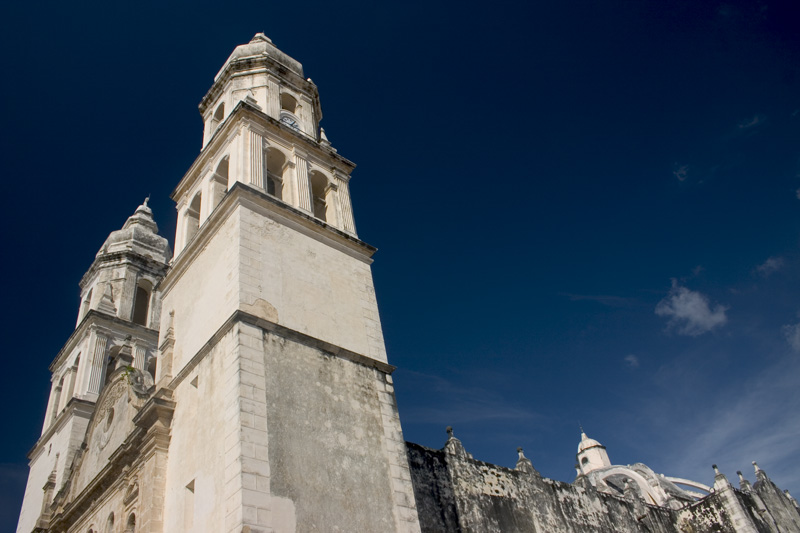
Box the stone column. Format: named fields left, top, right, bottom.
left=249, top=131, right=265, bottom=189
left=324, top=183, right=340, bottom=227
left=65, top=358, right=79, bottom=401
left=293, top=149, right=312, bottom=213
left=334, top=170, right=357, bottom=234
left=267, top=76, right=281, bottom=119
left=133, top=344, right=147, bottom=370
left=87, top=334, right=108, bottom=395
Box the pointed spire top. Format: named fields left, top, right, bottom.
left=713, top=464, right=721, bottom=475
left=250, top=32, right=273, bottom=44
left=752, top=461, right=761, bottom=473
left=446, top=426, right=454, bottom=439
left=577, top=429, right=604, bottom=453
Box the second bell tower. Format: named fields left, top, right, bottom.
left=156, top=34, right=421, bottom=532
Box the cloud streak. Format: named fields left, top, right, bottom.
left=673, top=163, right=689, bottom=182
left=737, top=114, right=766, bottom=131
left=624, top=354, right=640, bottom=368
left=397, top=369, right=543, bottom=426
left=661, top=355, right=800, bottom=491
left=755, top=256, right=784, bottom=277
left=655, top=281, right=728, bottom=336
left=782, top=321, right=800, bottom=352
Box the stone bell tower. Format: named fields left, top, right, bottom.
left=16, top=200, right=171, bottom=533
left=156, top=34, right=421, bottom=532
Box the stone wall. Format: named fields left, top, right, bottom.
left=407, top=441, right=800, bottom=533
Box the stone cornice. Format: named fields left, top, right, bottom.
left=49, top=311, right=159, bottom=373
left=28, top=399, right=94, bottom=461
left=78, top=249, right=170, bottom=290
left=160, top=182, right=376, bottom=297
left=199, top=55, right=320, bottom=120
left=172, top=100, right=354, bottom=202
left=169, top=309, right=396, bottom=391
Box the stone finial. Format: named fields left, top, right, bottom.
left=444, top=426, right=467, bottom=458
left=737, top=471, right=752, bottom=492
left=320, top=127, right=331, bottom=147
left=97, top=283, right=117, bottom=316
left=243, top=90, right=261, bottom=110
left=752, top=461, right=769, bottom=484
left=143, top=195, right=149, bottom=208
left=250, top=33, right=272, bottom=44
left=515, top=447, right=539, bottom=476
left=712, top=464, right=732, bottom=491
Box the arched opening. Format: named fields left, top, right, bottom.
left=125, top=513, right=136, bottom=533
left=50, top=377, right=64, bottom=423
left=106, top=512, right=114, bottom=533
left=309, top=171, right=329, bottom=222
left=80, top=288, right=93, bottom=320
left=146, top=354, right=157, bottom=380
left=266, top=148, right=285, bottom=200
left=211, top=156, right=229, bottom=211
left=132, top=279, right=152, bottom=327
left=66, top=355, right=80, bottom=400
left=279, top=94, right=300, bottom=131
left=280, top=93, right=297, bottom=114
left=105, top=346, right=122, bottom=386
left=210, top=102, right=225, bottom=133
left=184, top=191, right=201, bottom=244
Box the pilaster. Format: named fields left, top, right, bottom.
left=223, top=322, right=272, bottom=533
left=375, top=371, right=422, bottom=532
left=87, top=333, right=108, bottom=397
left=266, top=76, right=280, bottom=119
left=292, top=148, right=312, bottom=213
left=249, top=131, right=265, bottom=189
left=134, top=395, right=175, bottom=533
left=334, top=170, right=356, bottom=234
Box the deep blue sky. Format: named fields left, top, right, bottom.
left=2, top=0, right=799, bottom=528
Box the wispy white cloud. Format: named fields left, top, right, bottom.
left=755, top=256, right=784, bottom=277
left=782, top=321, right=800, bottom=352
left=655, top=280, right=728, bottom=336
left=737, top=114, right=766, bottom=130
left=795, top=187, right=800, bottom=200
left=624, top=354, right=640, bottom=368
left=660, top=355, right=800, bottom=490
left=673, top=163, right=689, bottom=182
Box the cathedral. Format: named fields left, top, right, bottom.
left=16, top=34, right=800, bottom=533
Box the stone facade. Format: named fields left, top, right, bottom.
left=15, top=34, right=800, bottom=533
left=407, top=432, right=800, bottom=533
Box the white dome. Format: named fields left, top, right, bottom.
left=578, top=432, right=604, bottom=453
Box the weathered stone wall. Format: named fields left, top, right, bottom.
left=162, top=328, right=234, bottom=532
left=262, top=328, right=419, bottom=532
left=238, top=201, right=387, bottom=364
left=407, top=442, right=800, bottom=533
